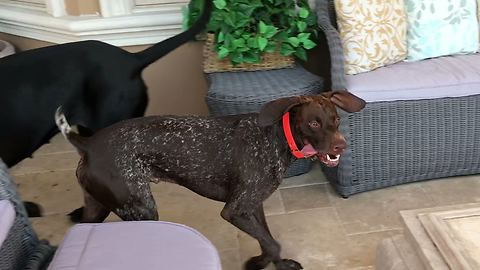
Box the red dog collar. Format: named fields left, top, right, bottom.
left=282, top=112, right=315, bottom=159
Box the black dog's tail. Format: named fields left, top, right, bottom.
left=134, top=0, right=212, bottom=70
left=55, top=107, right=89, bottom=153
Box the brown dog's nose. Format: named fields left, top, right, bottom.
left=331, top=139, right=346, bottom=154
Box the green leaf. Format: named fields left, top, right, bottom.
left=297, top=21, right=307, bottom=32
left=236, top=19, right=250, bottom=28
left=221, top=25, right=233, bottom=35
left=193, top=0, right=204, bottom=10
left=302, top=39, right=317, bottom=50
left=218, top=31, right=224, bottom=42
left=235, top=12, right=250, bottom=28
left=299, top=7, right=309, bottom=19
left=213, top=0, right=226, bottom=9
left=250, top=0, right=263, bottom=7
left=288, top=37, right=300, bottom=47
left=247, top=37, right=258, bottom=48
left=298, top=33, right=311, bottom=43
left=258, top=36, right=268, bottom=51
left=295, top=47, right=307, bottom=61
left=243, top=50, right=260, bottom=63
left=230, top=51, right=243, bottom=63
left=242, top=33, right=252, bottom=40
left=256, top=10, right=270, bottom=22
left=224, top=33, right=234, bottom=50
left=181, top=6, right=189, bottom=30
left=274, top=0, right=283, bottom=6
left=304, top=12, right=317, bottom=26
left=296, top=0, right=308, bottom=7
left=259, top=21, right=267, bottom=34
left=238, top=46, right=250, bottom=52
left=284, top=0, right=294, bottom=7
left=234, top=29, right=243, bottom=36
left=238, top=4, right=255, bottom=17
left=225, top=12, right=236, bottom=27
left=218, top=46, right=229, bottom=59
left=273, top=31, right=289, bottom=42
left=265, top=41, right=277, bottom=53
left=264, top=25, right=278, bottom=38
left=232, top=38, right=246, bottom=49
left=279, top=43, right=295, bottom=55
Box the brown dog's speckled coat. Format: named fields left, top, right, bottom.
left=56, top=91, right=365, bottom=270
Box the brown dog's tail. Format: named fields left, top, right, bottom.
left=133, top=0, right=212, bottom=70
left=55, top=107, right=89, bottom=153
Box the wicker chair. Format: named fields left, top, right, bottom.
left=0, top=158, right=56, bottom=270
left=315, top=0, right=480, bottom=197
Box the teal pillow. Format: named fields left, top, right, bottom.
left=405, top=0, right=479, bottom=62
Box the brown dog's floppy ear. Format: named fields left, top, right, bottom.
left=258, top=96, right=302, bottom=127
left=322, top=90, right=366, bottom=113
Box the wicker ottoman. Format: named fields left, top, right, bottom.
left=205, top=65, right=324, bottom=178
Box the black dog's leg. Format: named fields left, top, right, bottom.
left=23, top=201, right=43, bottom=217
left=68, top=207, right=85, bottom=223
left=221, top=204, right=303, bottom=270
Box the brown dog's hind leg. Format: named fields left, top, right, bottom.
left=114, top=187, right=159, bottom=221
left=81, top=192, right=110, bottom=223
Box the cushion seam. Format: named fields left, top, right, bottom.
left=347, top=81, right=480, bottom=93
left=75, top=225, right=96, bottom=270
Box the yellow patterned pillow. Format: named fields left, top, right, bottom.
left=335, top=0, right=407, bottom=75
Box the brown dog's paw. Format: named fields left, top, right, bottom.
left=274, top=259, right=303, bottom=270
left=245, top=255, right=272, bottom=270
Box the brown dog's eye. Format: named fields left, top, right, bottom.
left=335, top=118, right=340, bottom=125
left=309, top=121, right=320, bottom=128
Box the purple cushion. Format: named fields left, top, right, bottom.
left=0, top=200, right=15, bottom=248
left=346, top=53, right=480, bottom=103
left=47, top=221, right=222, bottom=270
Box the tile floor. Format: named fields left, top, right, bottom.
left=10, top=134, right=480, bottom=270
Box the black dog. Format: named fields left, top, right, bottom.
left=56, top=90, right=365, bottom=270
left=0, top=0, right=212, bottom=217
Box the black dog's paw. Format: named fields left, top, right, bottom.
left=245, top=255, right=272, bottom=270
left=274, top=259, right=303, bottom=270
left=23, top=201, right=43, bottom=217
left=68, top=207, right=84, bottom=223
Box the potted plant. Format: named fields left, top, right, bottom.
left=182, top=0, right=319, bottom=70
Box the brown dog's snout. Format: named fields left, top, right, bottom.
left=331, top=138, right=346, bottom=155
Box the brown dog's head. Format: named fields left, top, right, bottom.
left=258, top=90, right=366, bottom=167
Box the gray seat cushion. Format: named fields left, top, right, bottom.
left=346, top=53, right=480, bottom=103
left=48, top=221, right=221, bottom=270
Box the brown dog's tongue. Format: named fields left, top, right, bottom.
left=300, top=144, right=317, bottom=155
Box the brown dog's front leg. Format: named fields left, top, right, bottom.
left=81, top=192, right=110, bottom=223
left=221, top=204, right=303, bottom=270
left=242, top=205, right=282, bottom=269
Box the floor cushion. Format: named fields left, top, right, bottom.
left=47, top=221, right=222, bottom=270
left=346, top=53, right=480, bottom=103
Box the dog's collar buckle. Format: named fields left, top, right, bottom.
left=282, top=112, right=314, bottom=159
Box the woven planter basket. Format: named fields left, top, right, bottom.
left=203, top=33, right=295, bottom=73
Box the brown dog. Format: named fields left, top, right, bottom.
left=56, top=90, right=365, bottom=270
